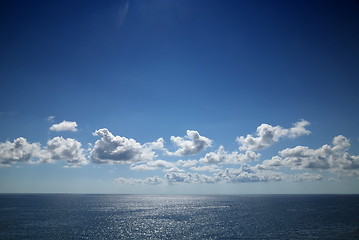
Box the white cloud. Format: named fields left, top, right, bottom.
left=164, top=167, right=185, bottom=172
left=130, top=164, right=158, bottom=171
left=50, top=120, right=78, bottom=132
left=177, top=159, right=198, bottom=168
left=145, top=138, right=165, bottom=150
left=114, top=176, right=164, bottom=185
left=167, top=130, right=212, bottom=156
left=130, top=160, right=176, bottom=171
left=0, top=137, right=87, bottom=166
left=199, top=146, right=260, bottom=164
left=115, top=177, right=142, bottom=185
left=190, top=165, right=221, bottom=172
left=47, top=116, right=55, bottom=122
left=258, top=135, right=359, bottom=176
left=63, top=165, right=81, bottom=168
left=42, top=137, right=87, bottom=165
left=165, top=172, right=220, bottom=184
left=144, top=176, right=163, bottom=185
left=215, top=167, right=283, bottom=183
left=0, top=137, right=42, bottom=166
left=90, top=128, right=158, bottom=164
left=116, top=165, right=327, bottom=185
left=290, top=173, right=322, bottom=182
left=236, top=120, right=310, bottom=151
left=164, top=166, right=283, bottom=184
left=255, top=156, right=284, bottom=170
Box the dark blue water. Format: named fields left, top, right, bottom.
left=0, top=194, right=358, bottom=239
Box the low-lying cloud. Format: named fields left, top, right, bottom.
left=2, top=119, right=358, bottom=185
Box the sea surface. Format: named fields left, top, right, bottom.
left=0, top=194, right=358, bottom=239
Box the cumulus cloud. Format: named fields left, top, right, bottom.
left=130, top=160, right=176, bottom=171
left=165, top=172, right=220, bottom=184
left=144, top=176, right=163, bottom=185
left=114, top=176, right=163, bottom=185
left=199, top=146, right=260, bottom=164
left=165, top=166, right=283, bottom=184
left=255, top=156, right=283, bottom=170
left=215, top=167, right=283, bottom=183
left=115, top=168, right=325, bottom=185
left=115, top=165, right=327, bottom=185
left=42, top=137, right=87, bottom=165
left=145, top=138, right=165, bottom=150
left=90, top=128, right=157, bottom=164
left=236, top=120, right=310, bottom=151
left=257, top=135, right=359, bottom=176
left=50, top=120, right=78, bottom=132
left=0, top=137, right=42, bottom=166
left=0, top=137, right=87, bottom=166
left=167, top=130, right=212, bottom=156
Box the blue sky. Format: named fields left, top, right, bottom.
left=0, top=0, right=358, bottom=194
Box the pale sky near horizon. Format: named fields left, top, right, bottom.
left=0, top=0, right=359, bottom=194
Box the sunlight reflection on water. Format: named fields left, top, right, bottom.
left=0, top=194, right=358, bottom=239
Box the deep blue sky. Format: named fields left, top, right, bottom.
left=0, top=0, right=358, bottom=193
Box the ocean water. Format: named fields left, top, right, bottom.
left=0, top=194, right=358, bottom=239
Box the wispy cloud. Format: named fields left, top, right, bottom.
left=47, top=116, right=55, bottom=122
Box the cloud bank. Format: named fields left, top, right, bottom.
left=258, top=135, right=359, bottom=176
left=2, top=119, right=359, bottom=186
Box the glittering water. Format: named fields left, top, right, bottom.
left=0, top=194, right=358, bottom=239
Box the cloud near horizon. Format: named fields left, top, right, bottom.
left=1, top=120, right=358, bottom=185
left=257, top=135, right=359, bottom=176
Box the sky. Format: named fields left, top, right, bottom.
left=0, top=0, right=359, bottom=194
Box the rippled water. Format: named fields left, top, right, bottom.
left=0, top=194, right=358, bottom=239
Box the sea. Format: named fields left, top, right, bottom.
left=0, top=194, right=358, bottom=239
